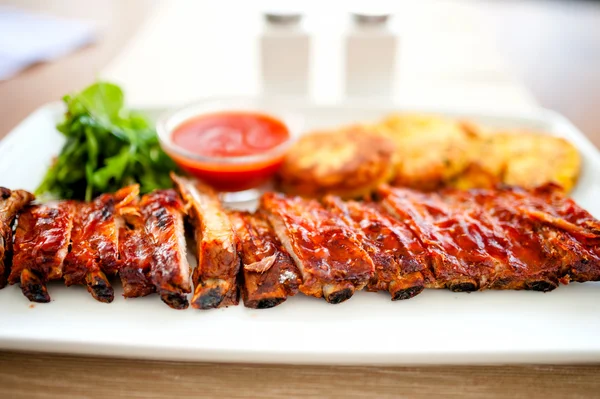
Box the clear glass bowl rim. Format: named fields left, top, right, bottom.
left=156, top=96, right=304, bottom=165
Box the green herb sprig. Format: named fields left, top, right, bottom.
left=36, top=82, right=178, bottom=201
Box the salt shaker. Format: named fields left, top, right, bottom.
left=344, top=11, right=398, bottom=99
left=260, top=11, right=310, bottom=97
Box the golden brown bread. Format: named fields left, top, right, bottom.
left=278, top=113, right=581, bottom=198
left=448, top=131, right=581, bottom=192
left=277, top=125, right=397, bottom=199
left=372, top=113, right=481, bottom=190
left=375, top=114, right=581, bottom=193
left=490, top=131, right=580, bottom=192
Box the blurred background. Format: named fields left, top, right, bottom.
left=0, top=0, right=598, bottom=147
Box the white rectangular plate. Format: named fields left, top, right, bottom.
left=1, top=102, right=599, bottom=365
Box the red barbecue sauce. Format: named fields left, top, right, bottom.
left=169, top=112, right=290, bottom=191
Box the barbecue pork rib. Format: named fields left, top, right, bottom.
left=171, top=174, right=240, bottom=309
left=139, top=189, right=192, bottom=309
left=380, top=184, right=600, bottom=293
left=0, top=188, right=34, bottom=288
left=118, top=195, right=157, bottom=299
left=459, top=184, right=600, bottom=287
left=527, top=185, right=600, bottom=282
left=118, top=214, right=156, bottom=298
left=439, top=187, right=570, bottom=291
left=229, top=211, right=301, bottom=309
left=379, top=186, right=503, bottom=292
left=260, top=192, right=374, bottom=304
left=63, top=186, right=139, bottom=303
left=9, top=201, right=75, bottom=302
left=323, top=195, right=430, bottom=300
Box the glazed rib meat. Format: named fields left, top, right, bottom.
left=380, top=184, right=600, bottom=293
left=458, top=184, right=600, bottom=287
left=523, top=184, right=600, bottom=282
left=118, top=206, right=156, bottom=299
left=171, top=174, right=239, bottom=309
left=439, top=187, right=569, bottom=291
left=229, top=211, right=301, bottom=309
left=380, top=186, right=503, bottom=291
left=0, top=188, right=34, bottom=288
left=139, top=189, right=192, bottom=309
left=260, top=192, right=374, bottom=304
left=63, top=186, right=139, bottom=303
left=2, top=179, right=599, bottom=308
left=323, top=195, right=430, bottom=300
left=9, top=201, right=75, bottom=302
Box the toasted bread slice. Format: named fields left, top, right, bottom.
left=449, top=131, right=581, bottom=192
left=278, top=125, right=396, bottom=199
left=373, top=113, right=480, bottom=190
left=495, top=132, right=580, bottom=192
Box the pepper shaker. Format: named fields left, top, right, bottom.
left=344, top=11, right=398, bottom=99
left=260, top=10, right=310, bottom=97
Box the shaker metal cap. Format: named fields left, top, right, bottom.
left=264, top=11, right=303, bottom=25
left=352, top=12, right=391, bottom=25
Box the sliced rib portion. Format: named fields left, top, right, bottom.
left=118, top=196, right=156, bottom=299
left=114, top=186, right=156, bottom=298
left=139, top=189, right=191, bottom=309
left=379, top=183, right=596, bottom=293
left=229, top=211, right=301, bottom=309
left=260, top=192, right=374, bottom=304
left=118, top=214, right=156, bottom=298
left=459, top=184, right=600, bottom=287
left=438, top=187, right=560, bottom=291
left=0, top=188, right=34, bottom=288
left=63, top=202, right=113, bottom=302
left=524, top=184, right=600, bottom=282
left=323, top=195, right=429, bottom=300
left=379, top=186, right=502, bottom=292
left=171, top=174, right=239, bottom=309
left=63, top=186, right=139, bottom=303
left=9, top=201, right=75, bottom=302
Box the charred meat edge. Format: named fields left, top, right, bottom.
left=171, top=173, right=239, bottom=310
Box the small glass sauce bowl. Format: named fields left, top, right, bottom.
left=157, top=97, right=302, bottom=203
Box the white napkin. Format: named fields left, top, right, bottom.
left=0, top=7, right=97, bottom=80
